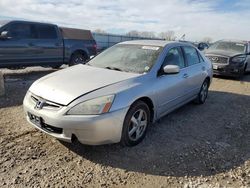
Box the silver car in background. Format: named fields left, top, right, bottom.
left=23, top=40, right=213, bottom=146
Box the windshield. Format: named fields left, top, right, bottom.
left=209, top=41, right=247, bottom=53
left=88, top=44, right=163, bottom=74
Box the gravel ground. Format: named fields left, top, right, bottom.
left=0, top=67, right=250, bottom=188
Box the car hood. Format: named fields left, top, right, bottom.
left=205, top=49, right=243, bottom=57
left=29, top=65, right=139, bottom=105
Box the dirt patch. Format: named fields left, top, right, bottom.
left=0, top=69, right=250, bottom=187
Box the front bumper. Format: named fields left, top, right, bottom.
left=212, top=63, right=244, bottom=77
left=23, top=95, right=129, bottom=145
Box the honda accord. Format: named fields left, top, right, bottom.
left=23, top=40, right=213, bottom=146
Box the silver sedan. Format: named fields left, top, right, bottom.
left=23, top=40, right=213, bottom=146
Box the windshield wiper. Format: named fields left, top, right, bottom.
left=105, top=66, right=123, bottom=72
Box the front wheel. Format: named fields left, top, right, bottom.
left=194, top=79, right=209, bottom=104
left=121, top=101, right=150, bottom=147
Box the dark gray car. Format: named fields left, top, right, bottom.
left=205, top=40, right=250, bottom=77
left=0, top=20, right=97, bottom=69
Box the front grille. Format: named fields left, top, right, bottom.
left=31, top=95, right=62, bottom=110
left=206, top=56, right=228, bottom=64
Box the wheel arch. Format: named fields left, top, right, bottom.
left=70, top=49, right=88, bottom=60
left=205, top=76, right=211, bottom=87
left=130, top=96, right=155, bottom=123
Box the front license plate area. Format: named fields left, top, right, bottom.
left=28, top=112, right=43, bottom=127
left=213, top=65, right=218, bottom=70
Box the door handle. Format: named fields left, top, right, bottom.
left=183, top=73, right=189, bottom=78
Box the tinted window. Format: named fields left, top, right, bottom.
left=8, top=23, right=31, bottom=39
left=182, top=46, right=200, bottom=66
left=162, top=47, right=185, bottom=68
left=36, top=25, right=57, bottom=39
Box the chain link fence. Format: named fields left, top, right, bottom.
left=93, top=33, right=163, bottom=52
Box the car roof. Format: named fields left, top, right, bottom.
left=3, top=20, right=57, bottom=27
left=120, top=40, right=190, bottom=47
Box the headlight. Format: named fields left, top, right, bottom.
left=67, top=95, right=115, bottom=115
left=231, top=55, right=247, bottom=64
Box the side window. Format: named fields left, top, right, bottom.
left=198, top=51, right=205, bottom=62
left=162, top=47, right=185, bottom=69
left=8, top=23, right=31, bottom=39
left=182, top=46, right=200, bottom=66
left=36, top=25, right=57, bottom=39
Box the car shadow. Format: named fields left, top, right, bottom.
left=61, top=90, right=250, bottom=177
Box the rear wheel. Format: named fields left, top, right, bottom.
left=194, top=79, right=209, bottom=104
left=121, top=101, right=150, bottom=147
left=69, top=52, right=87, bottom=66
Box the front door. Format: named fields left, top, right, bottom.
left=156, top=47, right=190, bottom=117
left=0, top=22, right=36, bottom=68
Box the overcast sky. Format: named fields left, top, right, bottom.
left=0, top=0, right=250, bottom=41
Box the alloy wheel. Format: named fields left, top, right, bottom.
left=128, top=109, right=148, bottom=141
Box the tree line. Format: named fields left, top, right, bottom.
left=94, top=29, right=213, bottom=43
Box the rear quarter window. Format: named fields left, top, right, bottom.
left=198, top=51, right=205, bottom=62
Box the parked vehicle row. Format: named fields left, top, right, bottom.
left=0, top=20, right=97, bottom=69
left=0, top=20, right=249, bottom=79
left=1, top=19, right=248, bottom=147
left=23, top=40, right=213, bottom=146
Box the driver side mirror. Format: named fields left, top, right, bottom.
left=163, top=65, right=180, bottom=74
left=0, top=31, right=10, bottom=39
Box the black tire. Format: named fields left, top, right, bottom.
left=194, top=79, right=209, bottom=104
left=121, top=101, right=150, bottom=147
left=69, top=52, right=87, bottom=66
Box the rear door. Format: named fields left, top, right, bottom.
left=156, top=46, right=190, bottom=117
left=31, top=24, right=63, bottom=65
left=182, top=46, right=207, bottom=97
left=0, top=22, right=36, bottom=67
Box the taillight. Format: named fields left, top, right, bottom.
left=93, top=44, right=97, bottom=54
